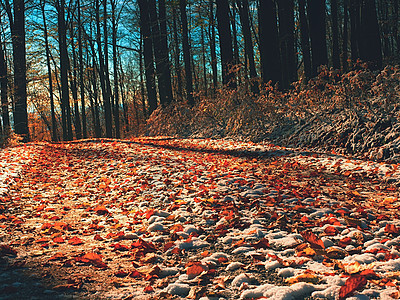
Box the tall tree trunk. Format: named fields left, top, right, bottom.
left=10, top=0, right=29, bottom=141
left=308, top=0, right=328, bottom=76
left=359, top=0, right=382, bottom=69
left=237, top=0, right=258, bottom=94
left=208, top=0, right=218, bottom=93
left=342, top=0, right=349, bottom=71
left=69, top=22, right=82, bottom=139
left=216, top=0, right=236, bottom=88
left=78, top=0, right=87, bottom=138
left=200, top=24, right=208, bottom=96
left=111, top=0, right=120, bottom=138
left=278, top=0, right=296, bottom=89
left=331, top=0, right=341, bottom=69
left=56, top=0, right=73, bottom=141
left=95, top=0, right=113, bottom=137
left=298, top=0, right=312, bottom=80
left=0, top=20, right=10, bottom=133
left=157, top=0, right=173, bottom=105
left=259, top=0, right=281, bottom=86
left=172, top=6, right=182, bottom=99
left=138, top=0, right=158, bottom=114
left=230, top=6, right=240, bottom=86
left=91, top=59, right=102, bottom=138
left=394, top=0, right=399, bottom=55
left=41, top=0, right=57, bottom=141
left=119, top=57, right=130, bottom=133
left=349, top=0, right=361, bottom=62
left=179, top=0, right=194, bottom=105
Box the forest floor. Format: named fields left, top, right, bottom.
left=1, top=137, right=400, bottom=300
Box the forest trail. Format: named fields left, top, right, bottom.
left=0, top=138, right=400, bottom=299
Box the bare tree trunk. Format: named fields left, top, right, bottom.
left=6, top=0, right=29, bottom=141
left=138, top=0, right=158, bottom=114
left=111, top=0, right=120, bottom=138
left=298, top=0, right=312, bottom=80
left=237, top=0, right=258, bottom=94
left=56, top=0, right=73, bottom=140
left=308, top=0, right=328, bottom=76
left=208, top=0, right=218, bottom=93
left=216, top=0, right=236, bottom=88
left=0, top=16, right=10, bottom=133
left=259, top=0, right=281, bottom=86
left=172, top=6, right=182, bottom=99
left=95, top=0, right=113, bottom=137
left=342, top=0, right=349, bottom=71
left=78, top=0, right=87, bottom=138
left=69, top=21, right=82, bottom=139
left=179, top=0, right=194, bottom=105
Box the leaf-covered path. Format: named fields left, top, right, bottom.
left=1, top=138, right=400, bottom=299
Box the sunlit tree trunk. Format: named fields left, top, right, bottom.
left=95, top=0, right=113, bottom=137
left=56, top=0, right=73, bottom=141
left=41, top=0, right=57, bottom=141
left=78, top=0, right=87, bottom=138
left=69, top=21, right=82, bottom=139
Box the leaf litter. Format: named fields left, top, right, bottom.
left=0, top=138, right=399, bottom=299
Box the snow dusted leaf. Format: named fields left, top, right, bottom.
left=339, top=275, right=367, bottom=300
left=384, top=224, right=399, bottom=235
left=94, top=205, right=109, bottom=215
left=301, top=230, right=325, bottom=249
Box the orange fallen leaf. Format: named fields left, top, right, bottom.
left=339, top=275, right=367, bottom=300
left=301, top=230, right=325, bottom=249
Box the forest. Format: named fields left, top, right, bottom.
left=0, top=0, right=397, bottom=146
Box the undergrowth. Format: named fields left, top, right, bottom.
left=146, top=64, right=400, bottom=160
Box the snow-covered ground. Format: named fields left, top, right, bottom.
left=0, top=138, right=399, bottom=299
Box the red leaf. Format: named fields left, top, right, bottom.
left=339, top=275, right=367, bottom=300
left=53, top=237, right=65, bottom=243
left=324, top=226, right=339, bottom=236
left=338, top=237, right=352, bottom=248
left=187, top=263, right=207, bottom=279
left=301, top=230, right=325, bottom=249
left=251, top=238, right=270, bottom=249
left=384, top=224, right=399, bottom=235
left=68, top=236, right=83, bottom=245
left=94, top=205, right=109, bottom=216
left=143, top=285, right=154, bottom=293
left=48, top=252, right=66, bottom=261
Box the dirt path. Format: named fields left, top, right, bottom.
left=1, top=139, right=399, bottom=299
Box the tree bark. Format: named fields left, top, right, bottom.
left=11, top=0, right=29, bottom=141
left=331, top=0, right=341, bottom=69
left=41, top=0, right=57, bottom=141
left=298, top=0, right=312, bottom=80
left=138, top=0, right=158, bottom=114
left=308, top=0, right=328, bottom=76
left=111, top=0, right=120, bottom=138
left=359, top=0, right=382, bottom=69
left=216, top=0, right=235, bottom=88
left=95, top=0, right=113, bottom=137
left=56, top=0, right=73, bottom=141
left=237, top=0, right=258, bottom=94
left=78, top=0, right=87, bottom=138
left=258, top=0, right=281, bottom=86
left=278, top=0, right=297, bottom=89
left=179, top=0, right=194, bottom=105
left=342, top=0, right=349, bottom=71
left=208, top=0, right=218, bottom=93
left=0, top=20, right=10, bottom=133
left=172, top=6, right=182, bottom=99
